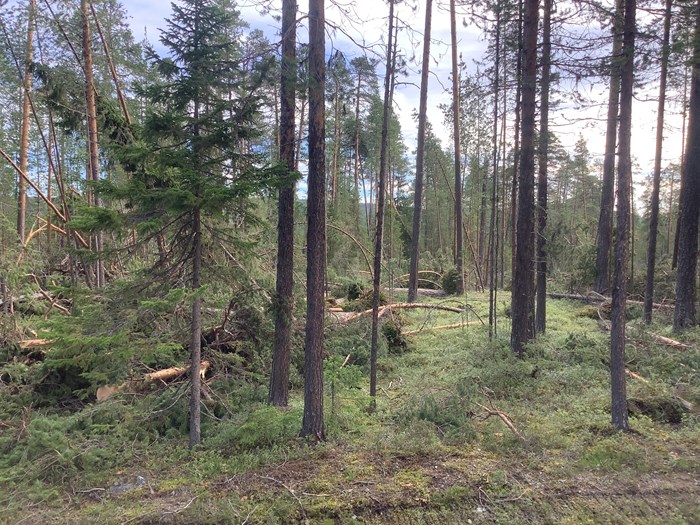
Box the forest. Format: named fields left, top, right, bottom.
left=0, top=0, right=698, bottom=522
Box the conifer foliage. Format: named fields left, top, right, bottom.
left=111, top=0, right=279, bottom=446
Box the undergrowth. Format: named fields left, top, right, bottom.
left=0, top=291, right=698, bottom=524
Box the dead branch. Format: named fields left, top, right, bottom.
left=259, top=476, right=307, bottom=521
left=651, top=334, right=690, bottom=349
left=625, top=368, right=649, bottom=383
left=328, top=223, right=373, bottom=276
left=403, top=321, right=481, bottom=336
left=29, top=274, right=70, bottom=317
left=475, top=402, right=525, bottom=441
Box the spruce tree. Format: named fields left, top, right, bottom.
left=113, top=0, right=278, bottom=446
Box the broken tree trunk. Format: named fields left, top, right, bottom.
left=403, top=321, right=481, bottom=336
left=548, top=292, right=673, bottom=310
left=144, top=361, right=209, bottom=383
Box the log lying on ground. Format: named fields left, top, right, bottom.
left=548, top=292, right=673, bottom=309
left=342, top=302, right=467, bottom=323
left=403, top=321, right=481, bottom=336
left=390, top=287, right=445, bottom=298
left=651, top=334, right=690, bottom=349
left=144, top=361, right=209, bottom=383
left=625, top=368, right=694, bottom=412
left=18, top=338, right=53, bottom=349
left=97, top=361, right=211, bottom=402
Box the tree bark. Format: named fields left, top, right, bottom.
left=450, top=0, right=464, bottom=295
left=489, top=7, right=501, bottom=339
left=510, top=0, right=523, bottom=287
left=673, top=65, right=690, bottom=268
left=610, top=0, right=635, bottom=432
left=536, top=0, right=552, bottom=334
left=189, top=208, right=203, bottom=447
left=370, top=0, right=396, bottom=407
left=674, top=0, right=700, bottom=331
left=17, top=0, right=35, bottom=245
left=643, top=0, right=671, bottom=324
left=595, top=0, right=624, bottom=294
left=82, top=0, right=104, bottom=288
left=353, top=68, right=363, bottom=234
left=408, top=0, right=432, bottom=303
left=270, top=0, right=297, bottom=407
left=510, top=0, right=538, bottom=357
left=301, top=0, right=326, bottom=441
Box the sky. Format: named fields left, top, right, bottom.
left=118, top=0, right=686, bottom=190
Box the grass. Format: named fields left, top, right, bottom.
left=1, top=292, right=698, bottom=524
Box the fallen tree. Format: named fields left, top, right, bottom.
left=342, top=302, right=468, bottom=323
left=403, top=321, right=481, bottom=336
left=548, top=292, right=673, bottom=310
left=96, top=361, right=211, bottom=402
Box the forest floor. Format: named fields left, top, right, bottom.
left=1, top=292, right=699, bottom=524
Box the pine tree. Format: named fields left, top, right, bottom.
left=270, top=0, right=297, bottom=407
left=301, top=0, right=326, bottom=441
left=674, top=0, right=700, bottom=331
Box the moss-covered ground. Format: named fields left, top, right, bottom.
left=1, top=293, right=698, bottom=524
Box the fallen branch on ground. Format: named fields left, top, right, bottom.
left=403, top=321, right=481, bottom=336
left=259, top=476, right=307, bottom=522
left=476, top=401, right=525, bottom=441
left=651, top=334, right=690, bottom=350
left=625, top=368, right=648, bottom=383
left=625, top=368, right=694, bottom=411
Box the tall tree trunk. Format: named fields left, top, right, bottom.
left=595, top=0, right=624, bottom=294
left=17, top=0, right=35, bottom=245
left=610, top=0, right=635, bottom=432
left=478, top=169, right=488, bottom=276
left=499, top=43, right=508, bottom=289
left=510, top=0, right=538, bottom=357
left=408, top=0, right=432, bottom=303
left=82, top=0, right=104, bottom=288
left=270, top=0, right=297, bottom=407
left=295, top=97, right=306, bottom=170
left=353, top=70, right=363, bottom=234
left=489, top=6, right=501, bottom=339
left=673, top=61, right=691, bottom=268
left=510, top=0, right=523, bottom=283
left=89, top=2, right=131, bottom=127
left=643, top=0, right=670, bottom=324
left=536, top=0, right=552, bottom=334
left=450, top=0, right=464, bottom=294
left=331, top=76, right=341, bottom=206
left=370, top=0, right=396, bottom=407
left=301, top=0, right=326, bottom=441
left=674, top=0, right=700, bottom=331
left=189, top=208, right=203, bottom=447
